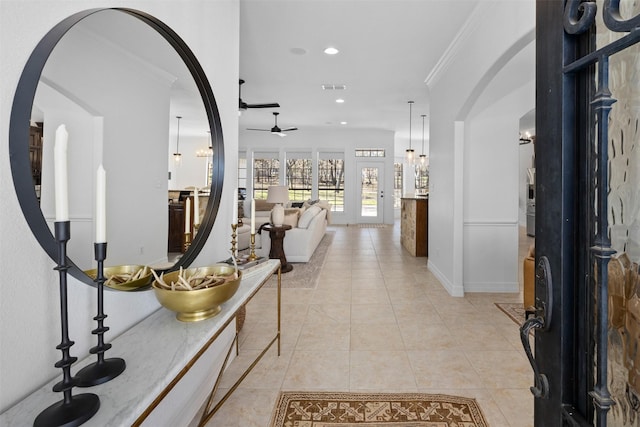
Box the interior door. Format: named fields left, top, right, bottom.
left=529, top=2, right=640, bottom=426
left=357, top=161, right=384, bottom=223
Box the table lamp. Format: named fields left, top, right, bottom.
left=266, top=185, right=289, bottom=226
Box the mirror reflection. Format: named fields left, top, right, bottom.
left=30, top=10, right=212, bottom=273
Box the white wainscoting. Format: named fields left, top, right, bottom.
left=463, top=220, right=519, bottom=293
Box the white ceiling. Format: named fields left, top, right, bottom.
left=238, top=0, right=481, bottom=147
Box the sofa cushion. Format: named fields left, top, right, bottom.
left=283, top=210, right=300, bottom=227
left=298, top=205, right=321, bottom=229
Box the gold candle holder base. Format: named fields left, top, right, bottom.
left=183, top=231, right=192, bottom=253
left=248, top=233, right=257, bottom=261
left=230, top=224, right=238, bottom=257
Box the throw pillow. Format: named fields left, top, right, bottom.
left=297, top=205, right=321, bottom=229
left=283, top=211, right=299, bottom=228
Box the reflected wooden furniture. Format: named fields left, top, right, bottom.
left=29, top=123, right=43, bottom=187
left=400, top=197, right=428, bottom=257
left=262, top=224, right=293, bottom=273
left=0, top=260, right=282, bottom=426
left=168, top=201, right=185, bottom=253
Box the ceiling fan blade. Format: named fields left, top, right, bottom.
left=281, top=127, right=298, bottom=132
left=246, top=128, right=271, bottom=132
left=272, top=132, right=287, bottom=137
left=246, top=103, right=280, bottom=109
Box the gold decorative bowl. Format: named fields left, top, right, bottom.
left=85, top=265, right=153, bottom=291
left=152, top=264, right=242, bottom=322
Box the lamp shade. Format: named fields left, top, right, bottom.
left=266, top=185, right=289, bottom=204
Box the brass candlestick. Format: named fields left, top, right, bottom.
left=183, top=231, right=192, bottom=253
left=230, top=224, right=238, bottom=257
left=248, top=233, right=257, bottom=260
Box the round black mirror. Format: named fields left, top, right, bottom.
left=9, top=8, right=224, bottom=287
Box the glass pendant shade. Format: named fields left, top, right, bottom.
left=406, top=148, right=415, bottom=164
left=406, top=101, right=414, bottom=165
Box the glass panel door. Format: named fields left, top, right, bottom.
left=603, top=4, right=640, bottom=424
left=357, top=161, right=384, bottom=223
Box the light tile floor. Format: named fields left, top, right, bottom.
left=203, top=222, right=535, bottom=427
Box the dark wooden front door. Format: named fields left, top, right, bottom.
left=529, top=1, right=640, bottom=426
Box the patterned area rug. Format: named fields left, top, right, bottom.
left=270, top=391, right=488, bottom=427
left=357, top=223, right=388, bottom=228
left=263, top=231, right=334, bottom=288
left=495, top=302, right=526, bottom=327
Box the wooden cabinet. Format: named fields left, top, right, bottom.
left=29, top=123, right=43, bottom=186
left=400, top=197, right=428, bottom=257
left=168, top=202, right=185, bottom=253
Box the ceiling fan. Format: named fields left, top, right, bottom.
left=247, top=112, right=298, bottom=137
left=238, top=79, right=280, bottom=111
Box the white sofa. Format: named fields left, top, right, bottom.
left=240, top=199, right=329, bottom=262
left=257, top=205, right=327, bottom=262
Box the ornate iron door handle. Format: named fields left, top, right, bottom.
left=520, top=256, right=553, bottom=399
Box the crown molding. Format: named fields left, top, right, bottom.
left=424, top=2, right=487, bottom=89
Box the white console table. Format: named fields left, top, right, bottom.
left=0, top=260, right=281, bottom=426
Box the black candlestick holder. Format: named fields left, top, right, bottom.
left=34, top=221, right=100, bottom=427
left=75, top=242, right=126, bottom=387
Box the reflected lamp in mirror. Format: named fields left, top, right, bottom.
left=266, top=185, right=289, bottom=226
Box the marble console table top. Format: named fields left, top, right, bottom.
left=0, top=260, right=280, bottom=426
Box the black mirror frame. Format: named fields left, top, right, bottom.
left=9, top=8, right=225, bottom=286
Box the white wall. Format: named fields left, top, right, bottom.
left=0, top=0, right=239, bottom=412
left=463, top=81, right=534, bottom=292
left=239, top=127, right=396, bottom=225
left=426, top=1, right=535, bottom=295
left=519, top=141, right=535, bottom=227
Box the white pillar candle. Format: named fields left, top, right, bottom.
left=232, top=188, right=238, bottom=225
left=193, top=187, right=199, bottom=225
left=185, top=197, right=191, bottom=233
left=250, top=198, right=255, bottom=234
left=96, top=164, right=106, bottom=243
left=53, top=124, right=69, bottom=221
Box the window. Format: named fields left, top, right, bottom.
left=253, top=153, right=279, bottom=199
left=318, top=153, right=345, bottom=212
left=394, top=163, right=403, bottom=208
left=415, top=164, right=429, bottom=194
left=238, top=152, right=247, bottom=192
left=286, top=154, right=312, bottom=201
left=355, top=149, right=385, bottom=157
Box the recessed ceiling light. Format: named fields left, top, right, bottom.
left=324, top=47, right=339, bottom=55
left=340, top=121, right=348, bottom=125
left=290, top=47, right=307, bottom=55
left=335, top=98, right=345, bottom=103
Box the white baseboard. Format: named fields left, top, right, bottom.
left=427, top=260, right=464, bottom=297
left=463, top=281, right=519, bottom=293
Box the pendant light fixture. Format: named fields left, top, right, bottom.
left=173, top=116, right=182, bottom=162
left=419, top=114, right=427, bottom=166
left=196, top=130, right=213, bottom=157
left=406, top=101, right=415, bottom=164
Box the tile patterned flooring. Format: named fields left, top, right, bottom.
left=203, top=222, right=535, bottom=427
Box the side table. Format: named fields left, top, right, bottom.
left=262, top=223, right=293, bottom=273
